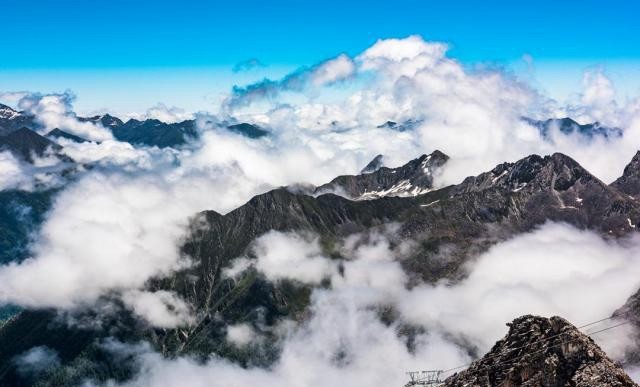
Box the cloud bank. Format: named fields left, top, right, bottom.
left=86, top=222, right=640, bottom=387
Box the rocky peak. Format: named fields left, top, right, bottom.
left=314, top=150, right=449, bottom=200
left=0, top=103, right=20, bottom=120
left=99, top=114, right=124, bottom=128
left=443, top=315, right=637, bottom=387
left=611, top=151, right=640, bottom=199
left=361, top=154, right=384, bottom=174
left=454, top=153, right=594, bottom=195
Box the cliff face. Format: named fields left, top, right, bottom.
left=443, top=315, right=637, bottom=387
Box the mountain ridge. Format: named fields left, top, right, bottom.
left=0, top=149, right=640, bottom=385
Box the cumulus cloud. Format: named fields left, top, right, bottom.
left=0, top=151, right=29, bottom=190
left=122, top=290, right=194, bottom=328
left=225, top=231, right=337, bottom=284
left=226, top=323, right=258, bottom=347
left=16, top=92, right=114, bottom=141
left=225, top=53, right=356, bottom=109
left=144, top=103, right=194, bottom=123
left=0, top=172, right=201, bottom=325
left=217, top=35, right=640, bottom=185
left=57, top=139, right=178, bottom=170
left=0, top=150, right=70, bottom=191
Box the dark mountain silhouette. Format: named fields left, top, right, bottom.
left=525, top=117, right=623, bottom=139
left=46, top=129, right=89, bottom=144
left=0, top=127, right=64, bottom=163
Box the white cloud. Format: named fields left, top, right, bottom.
left=0, top=150, right=70, bottom=191
left=309, top=54, right=356, bottom=87
left=219, top=35, right=640, bottom=186
left=0, top=151, right=28, bottom=190
left=0, top=172, right=197, bottom=325
left=226, top=323, right=258, bottom=347
left=122, top=290, right=194, bottom=328
left=17, top=92, right=114, bottom=141
left=225, top=231, right=337, bottom=284
left=398, top=223, right=640, bottom=354
left=144, top=103, right=194, bottom=123
left=58, top=139, right=178, bottom=170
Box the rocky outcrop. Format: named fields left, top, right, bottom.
left=443, top=315, right=637, bottom=387
left=612, top=151, right=640, bottom=199
left=315, top=150, right=449, bottom=200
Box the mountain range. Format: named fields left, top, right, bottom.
left=1, top=106, right=640, bottom=386
left=0, top=145, right=639, bottom=385
left=0, top=103, right=268, bottom=150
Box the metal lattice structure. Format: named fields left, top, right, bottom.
left=404, top=370, right=444, bottom=386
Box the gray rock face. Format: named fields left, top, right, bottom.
left=448, top=153, right=639, bottom=236
left=443, top=315, right=637, bottom=387
left=611, top=151, right=640, bottom=199
left=315, top=150, right=450, bottom=200
left=361, top=154, right=384, bottom=174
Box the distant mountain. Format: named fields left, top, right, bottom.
left=46, top=128, right=89, bottom=144
left=314, top=150, right=449, bottom=199
left=0, top=127, right=65, bottom=163
left=107, top=117, right=267, bottom=147
left=376, top=119, right=422, bottom=132
left=111, top=118, right=197, bottom=148
left=373, top=116, right=623, bottom=139
left=525, top=117, right=623, bottom=139
left=78, top=113, right=124, bottom=129
left=442, top=315, right=637, bottom=387
left=227, top=122, right=269, bottom=138
left=0, top=104, right=36, bottom=136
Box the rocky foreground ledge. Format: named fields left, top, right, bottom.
left=443, top=315, right=637, bottom=387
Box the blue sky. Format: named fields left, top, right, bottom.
left=1, top=0, right=639, bottom=114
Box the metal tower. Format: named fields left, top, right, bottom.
left=404, top=370, right=444, bottom=386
